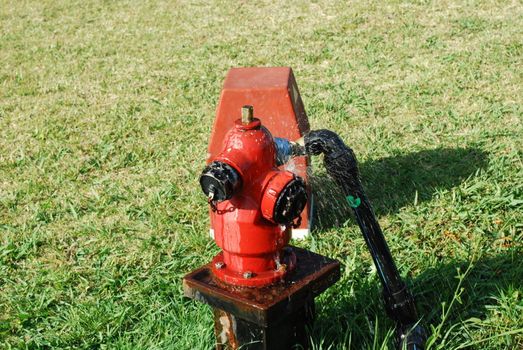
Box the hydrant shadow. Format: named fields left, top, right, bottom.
left=310, top=147, right=488, bottom=231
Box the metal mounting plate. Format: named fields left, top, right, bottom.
left=183, top=246, right=340, bottom=327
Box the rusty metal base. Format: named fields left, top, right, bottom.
left=213, top=301, right=315, bottom=349
left=183, top=246, right=340, bottom=350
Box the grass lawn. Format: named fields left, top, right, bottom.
left=1, top=1, right=522, bottom=349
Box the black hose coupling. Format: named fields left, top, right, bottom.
left=304, top=129, right=361, bottom=195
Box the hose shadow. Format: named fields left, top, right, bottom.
left=312, top=251, right=523, bottom=349
left=310, top=147, right=488, bottom=231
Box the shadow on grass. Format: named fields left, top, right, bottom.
left=312, top=251, right=522, bottom=349
left=311, top=147, right=488, bottom=230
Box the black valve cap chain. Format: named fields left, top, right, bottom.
left=200, top=161, right=241, bottom=202
left=273, top=176, right=308, bottom=225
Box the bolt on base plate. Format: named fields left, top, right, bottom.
left=210, top=248, right=297, bottom=287
left=183, top=246, right=340, bottom=350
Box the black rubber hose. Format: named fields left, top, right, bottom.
left=304, top=129, right=426, bottom=349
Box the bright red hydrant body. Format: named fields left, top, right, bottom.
left=184, top=68, right=341, bottom=350
left=200, top=107, right=306, bottom=287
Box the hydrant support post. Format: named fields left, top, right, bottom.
left=183, top=246, right=340, bottom=349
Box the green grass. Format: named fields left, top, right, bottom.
left=0, top=0, right=522, bottom=349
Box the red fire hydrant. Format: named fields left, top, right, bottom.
left=200, top=105, right=307, bottom=287
left=183, top=67, right=340, bottom=350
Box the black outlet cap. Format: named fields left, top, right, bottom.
left=200, top=161, right=241, bottom=202
left=273, top=176, right=307, bottom=224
